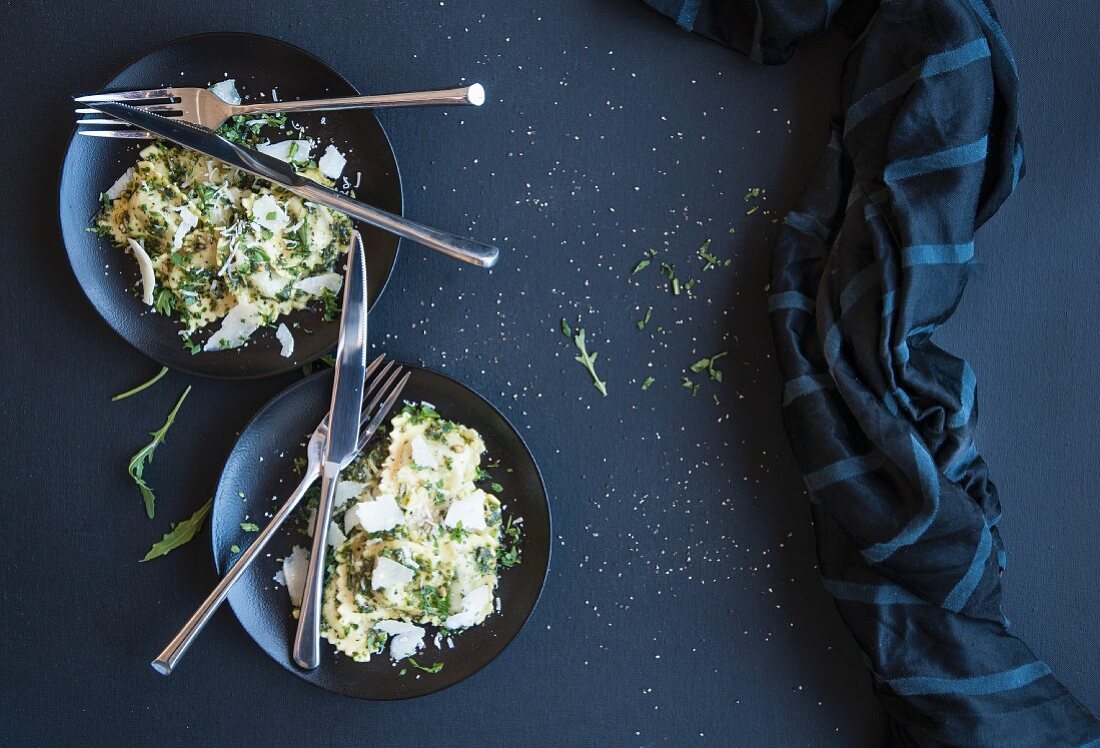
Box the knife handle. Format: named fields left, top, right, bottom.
left=292, top=182, right=499, bottom=269
left=291, top=462, right=342, bottom=670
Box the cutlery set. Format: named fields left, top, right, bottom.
left=72, top=81, right=490, bottom=671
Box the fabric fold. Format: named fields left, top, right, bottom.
left=643, top=0, right=1100, bottom=744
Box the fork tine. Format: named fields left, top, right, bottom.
left=74, top=88, right=175, bottom=103
left=75, top=104, right=181, bottom=115
left=363, top=360, right=397, bottom=403
left=78, top=129, right=154, bottom=139
left=357, top=355, right=387, bottom=420
left=357, top=369, right=411, bottom=452
left=75, top=118, right=137, bottom=125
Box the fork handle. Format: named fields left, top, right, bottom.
left=236, top=84, right=484, bottom=116
left=291, top=182, right=499, bottom=268
left=151, top=465, right=321, bottom=675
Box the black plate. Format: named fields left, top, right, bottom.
left=59, top=32, right=402, bottom=379
left=210, top=366, right=551, bottom=698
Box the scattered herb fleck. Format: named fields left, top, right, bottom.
left=408, top=658, right=444, bottom=674
left=140, top=497, right=212, bottom=562
left=240, top=522, right=260, bottom=532
left=128, top=386, right=192, bottom=518
left=641, top=376, right=655, bottom=391
left=570, top=328, right=607, bottom=397
left=636, top=307, right=653, bottom=330
left=111, top=366, right=169, bottom=402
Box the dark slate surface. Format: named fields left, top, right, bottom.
left=0, top=1, right=1094, bottom=745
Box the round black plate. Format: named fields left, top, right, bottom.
left=59, top=32, right=402, bottom=379
left=210, top=366, right=551, bottom=699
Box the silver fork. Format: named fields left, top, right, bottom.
left=75, top=83, right=484, bottom=138
left=151, top=354, right=411, bottom=675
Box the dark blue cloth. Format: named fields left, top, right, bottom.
left=644, top=0, right=1100, bottom=744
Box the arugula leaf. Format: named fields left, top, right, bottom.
left=571, top=328, right=607, bottom=397
left=140, top=497, right=212, bottom=562
left=408, top=659, right=444, bottom=674
left=128, top=386, right=192, bottom=518
left=111, top=366, right=169, bottom=402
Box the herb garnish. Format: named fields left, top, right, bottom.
left=128, top=386, right=192, bottom=518
left=140, top=497, right=212, bottom=562
left=690, top=351, right=728, bottom=382
left=408, top=659, right=444, bottom=674
left=240, top=522, right=260, bottom=532
left=641, top=376, right=655, bottom=391
left=636, top=307, right=653, bottom=330
left=111, top=366, right=169, bottom=402
left=570, top=327, right=607, bottom=397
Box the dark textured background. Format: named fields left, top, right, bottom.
left=1, top=1, right=1096, bottom=745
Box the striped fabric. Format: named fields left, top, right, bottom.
left=643, top=0, right=1100, bottom=744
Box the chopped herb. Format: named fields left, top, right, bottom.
left=690, top=351, right=728, bottom=382
left=128, top=386, right=192, bottom=518
left=140, top=497, right=212, bottom=562
left=490, top=482, right=504, bottom=494
left=111, top=366, right=169, bottom=402
left=746, top=205, right=759, bottom=215
left=636, top=307, right=652, bottom=330
left=154, top=288, right=175, bottom=316
left=641, top=376, right=655, bottom=391
left=560, top=318, right=572, bottom=338
left=240, top=522, right=260, bottom=532
left=631, top=258, right=651, bottom=274
left=671, top=278, right=681, bottom=296
left=230, top=545, right=240, bottom=553
left=570, top=328, right=607, bottom=397
left=265, top=211, right=276, bottom=221
left=408, top=658, right=444, bottom=674
left=681, top=377, right=700, bottom=396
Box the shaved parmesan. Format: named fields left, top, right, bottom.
left=208, top=79, right=241, bottom=105
left=318, top=144, right=346, bottom=179
left=293, top=273, right=342, bottom=297
left=444, top=585, right=492, bottom=630
left=353, top=495, right=405, bottom=533
left=371, top=556, right=415, bottom=591
left=256, top=139, right=313, bottom=163
left=282, top=546, right=309, bottom=606
left=125, top=238, right=155, bottom=306
left=275, top=323, right=294, bottom=358
left=443, top=493, right=486, bottom=531
left=250, top=194, right=289, bottom=232
left=250, top=269, right=290, bottom=297
left=171, top=205, right=200, bottom=249
left=326, top=521, right=346, bottom=548
left=105, top=167, right=134, bottom=200
left=335, top=481, right=366, bottom=506
left=373, top=620, right=425, bottom=660
left=410, top=436, right=439, bottom=468
left=203, top=302, right=262, bottom=351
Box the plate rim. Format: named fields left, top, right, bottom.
left=209, top=362, right=553, bottom=699
left=57, top=30, right=405, bottom=380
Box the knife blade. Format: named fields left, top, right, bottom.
left=85, top=101, right=499, bottom=268
left=291, top=231, right=368, bottom=669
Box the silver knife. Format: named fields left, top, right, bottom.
left=85, top=100, right=498, bottom=269
left=291, top=231, right=369, bottom=670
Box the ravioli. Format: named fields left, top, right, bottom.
left=311, top=403, right=521, bottom=663
left=91, top=107, right=354, bottom=353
